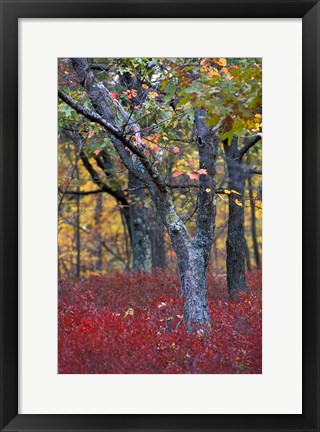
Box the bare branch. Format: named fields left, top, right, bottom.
left=239, top=133, right=262, bottom=158
left=64, top=218, right=125, bottom=263
left=60, top=188, right=104, bottom=196
left=80, top=151, right=129, bottom=207
left=249, top=169, right=262, bottom=175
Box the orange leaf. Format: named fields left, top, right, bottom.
left=198, top=168, right=208, bottom=175
left=148, top=91, right=158, bottom=99
left=123, top=89, right=137, bottom=99
left=188, top=171, right=199, bottom=180
left=93, top=150, right=101, bottom=156
left=216, top=58, right=227, bottom=67
left=172, top=171, right=183, bottom=177
left=110, top=92, right=117, bottom=99
left=173, top=147, right=180, bottom=153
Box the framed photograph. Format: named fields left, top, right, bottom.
left=1, top=0, right=319, bottom=431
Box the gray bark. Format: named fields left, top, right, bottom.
left=128, top=172, right=152, bottom=273
left=149, top=207, right=166, bottom=268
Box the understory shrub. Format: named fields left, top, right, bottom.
left=58, top=270, right=262, bottom=374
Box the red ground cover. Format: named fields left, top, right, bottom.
left=58, top=271, right=262, bottom=374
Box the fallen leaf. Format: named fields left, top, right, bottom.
left=124, top=308, right=134, bottom=318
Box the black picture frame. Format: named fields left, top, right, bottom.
left=1, top=1, right=319, bottom=431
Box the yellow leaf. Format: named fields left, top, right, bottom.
left=142, top=84, right=149, bottom=89
left=235, top=199, right=243, bottom=207
left=255, top=113, right=262, bottom=119
left=224, top=189, right=231, bottom=195
left=148, top=91, right=158, bottom=99
left=208, top=67, right=220, bottom=77
left=231, top=189, right=241, bottom=195
left=216, top=58, right=227, bottom=67
left=205, top=188, right=211, bottom=193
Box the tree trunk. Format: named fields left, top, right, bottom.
left=74, top=159, right=81, bottom=278
left=248, top=176, right=261, bottom=269
left=149, top=207, right=166, bottom=268
left=128, top=172, right=152, bottom=273
left=224, top=138, right=246, bottom=295
left=94, top=194, right=103, bottom=271
left=180, top=246, right=210, bottom=332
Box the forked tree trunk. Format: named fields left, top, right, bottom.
left=162, top=213, right=211, bottom=332
left=67, top=59, right=215, bottom=332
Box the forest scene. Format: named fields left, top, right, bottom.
left=58, top=57, right=262, bottom=374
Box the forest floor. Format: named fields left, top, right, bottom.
left=58, top=270, right=262, bottom=374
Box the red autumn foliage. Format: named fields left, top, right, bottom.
left=58, top=270, right=262, bottom=374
